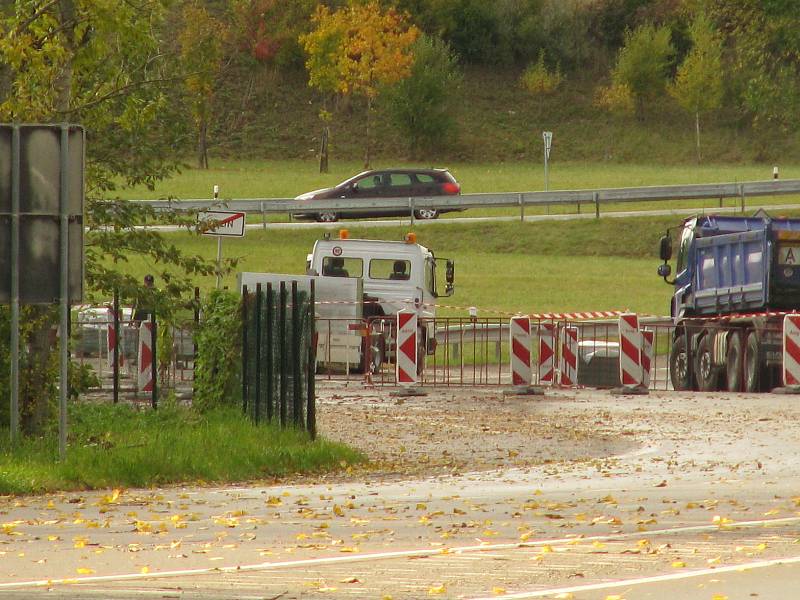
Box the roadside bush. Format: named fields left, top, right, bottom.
left=521, top=50, right=563, bottom=95
left=385, top=34, right=462, bottom=157
left=193, top=290, right=241, bottom=412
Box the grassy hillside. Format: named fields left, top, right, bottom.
left=208, top=67, right=800, bottom=166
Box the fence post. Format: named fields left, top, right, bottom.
left=254, top=283, right=263, bottom=424
left=241, top=285, right=249, bottom=415
left=307, top=279, right=316, bottom=439
left=279, top=281, right=287, bottom=427
left=193, top=286, right=199, bottom=397
left=594, top=191, right=600, bottom=219
left=266, top=283, right=274, bottom=422
left=112, top=289, right=120, bottom=404
left=292, top=281, right=302, bottom=428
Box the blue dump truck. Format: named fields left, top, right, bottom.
left=657, top=214, right=800, bottom=392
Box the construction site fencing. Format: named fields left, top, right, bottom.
left=241, top=282, right=316, bottom=436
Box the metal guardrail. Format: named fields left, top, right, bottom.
left=122, top=179, right=800, bottom=218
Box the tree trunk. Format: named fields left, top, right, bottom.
left=695, top=110, right=701, bottom=163
left=198, top=115, right=209, bottom=169
left=364, top=96, right=372, bottom=169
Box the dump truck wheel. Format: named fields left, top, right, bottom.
left=669, top=332, right=693, bottom=391
left=695, top=334, right=722, bottom=391
left=725, top=332, right=743, bottom=392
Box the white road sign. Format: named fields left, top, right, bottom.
left=199, top=210, right=246, bottom=237
left=543, top=131, right=553, bottom=160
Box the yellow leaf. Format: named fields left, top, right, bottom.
left=76, top=568, right=95, bottom=575
left=416, top=503, right=427, bottom=510
left=492, top=587, right=506, bottom=595
left=140, top=566, right=149, bottom=574
left=593, top=541, right=606, bottom=549
left=707, top=556, right=721, bottom=565
left=318, top=586, right=337, bottom=592
left=47, top=535, right=60, bottom=542
left=672, top=561, right=686, bottom=568
left=339, top=577, right=360, bottom=584
left=605, top=596, right=625, bottom=600
left=555, top=594, right=575, bottom=599
left=541, top=545, right=553, bottom=553
left=428, top=584, right=446, bottom=595
left=333, top=504, right=344, bottom=517
left=711, top=595, right=728, bottom=600
left=756, top=543, right=767, bottom=551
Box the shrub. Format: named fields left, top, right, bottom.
left=193, top=290, right=241, bottom=412
left=521, top=50, right=564, bottom=95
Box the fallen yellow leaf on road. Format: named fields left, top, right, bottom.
left=492, top=587, right=506, bottom=595
left=76, top=568, right=94, bottom=575
left=554, top=594, right=575, bottom=599
left=140, top=566, right=149, bottom=574
left=711, top=595, right=728, bottom=600
left=428, top=584, right=446, bottom=595
left=672, top=561, right=686, bottom=568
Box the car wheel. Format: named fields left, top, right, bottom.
left=316, top=212, right=338, bottom=223
left=414, top=208, right=439, bottom=220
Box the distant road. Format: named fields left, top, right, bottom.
left=136, top=202, right=800, bottom=232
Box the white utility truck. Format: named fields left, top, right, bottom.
left=239, top=230, right=454, bottom=373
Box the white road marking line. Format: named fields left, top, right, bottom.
left=467, top=554, right=800, bottom=599
left=1, top=516, right=798, bottom=589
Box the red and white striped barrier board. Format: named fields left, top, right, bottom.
left=782, top=314, right=800, bottom=386
left=138, top=322, right=154, bottom=393
left=619, top=313, right=642, bottom=387
left=510, top=316, right=532, bottom=386
left=396, top=310, right=418, bottom=385
left=559, top=326, right=579, bottom=386
left=538, top=323, right=556, bottom=385
left=107, top=308, right=123, bottom=370
left=641, top=329, right=654, bottom=389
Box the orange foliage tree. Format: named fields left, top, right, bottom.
left=300, top=1, right=419, bottom=168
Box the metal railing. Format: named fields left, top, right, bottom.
left=121, top=179, right=800, bottom=220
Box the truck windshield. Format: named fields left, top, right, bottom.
left=676, top=223, right=694, bottom=273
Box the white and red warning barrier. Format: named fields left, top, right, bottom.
left=559, top=326, right=579, bottom=386
left=138, top=322, right=154, bottom=393
left=510, top=316, right=532, bottom=386
left=641, top=329, right=654, bottom=389
left=782, top=314, right=800, bottom=386
left=396, top=310, right=418, bottom=385
left=538, top=322, right=556, bottom=385
left=107, top=307, right=123, bottom=370
left=618, top=313, right=643, bottom=388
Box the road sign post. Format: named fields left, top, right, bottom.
left=198, top=192, right=246, bottom=289
left=543, top=131, right=553, bottom=192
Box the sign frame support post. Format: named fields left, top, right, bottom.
left=543, top=131, right=553, bottom=192
left=58, top=125, right=70, bottom=460
left=9, top=126, right=20, bottom=445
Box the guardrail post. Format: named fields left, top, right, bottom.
left=519, top=193, right=524, bottom=222
left=261, top=201, right=267, bottom=230
left=594, top=191, right=600, bottom=219
left=409, top=197, right=415, bottom=227
left=739, top=184, right=745, bottom=214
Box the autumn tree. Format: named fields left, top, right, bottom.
left=608, top=23, right=674, bottom=117
left=669, top=13, right=723, bottom=162
left=300, top=1, right=420, bottom=168
left=0, top=1, right=225, bottom=434
left=178, top=2, right=226, bottom=169
left=385, top=34, right=462, bottom=158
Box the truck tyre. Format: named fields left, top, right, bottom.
left=669, top=332, right=693, bottom=391
left=695, top=334, right=721, bottom=391
left=316, top=211, right=338, bottom=223
left=744, top=331, right=763, bottom=392
left=725, top=332, right=743, bottom=392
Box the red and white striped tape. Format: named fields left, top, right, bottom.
left=619, top=313, right=642, bottom=387
left=559, top=326, right=579, bottom=386
left=782, top=315, right=800, bottom=386
left=396, top=310, right=418, bottom=385
left=641, top=329, right=654, bottom=389
left=538, top=323, right=556, bottom=386
left=138, top=322, right=154, bottom=393
left=510, top=316, right=532, bottom=386
left=530, top=310, right=627, bottom=321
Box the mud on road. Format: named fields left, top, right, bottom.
left=317, top=383, right=640, bottom=478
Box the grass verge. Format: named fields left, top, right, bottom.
left=0, top=403, right=364, bottom=494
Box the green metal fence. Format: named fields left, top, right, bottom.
left=241, top=281, right=316, bottom=437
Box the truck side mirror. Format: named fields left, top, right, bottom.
left=659, top=235, right=672, bottom=261
left=446, top=260, right=454, bottom=284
